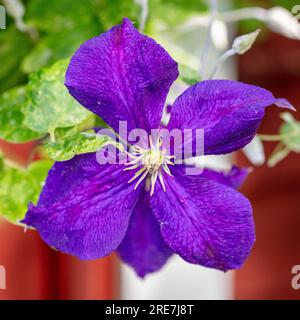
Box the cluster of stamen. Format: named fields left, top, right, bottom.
left=124, top=135, right=175, bottom=195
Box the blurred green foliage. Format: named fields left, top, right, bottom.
left=0, top=0, right=143, bottom=94
left=233, top=0, right=300, bottom=34
left=234, top=0, right=300, bottom=10
left=0, top=159, right=52, bottom=223
left=260, top=113, right=300, bottom=167
left=280, top=114, right=300, bottom=153
left=147, top=0, right=207, bottom=28
left=0, top=26, right=32, bottom=93
left=178, top=64, right=201, bottom=86
left=0, top=86, right=42, bottom=142
left=22, top=0, right=102, bottom=73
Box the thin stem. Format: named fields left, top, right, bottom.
left=199, top=0, right=218, bottom=79
left=259, top=134, right=286, bottom=142
left=136, top=0, right=149, bottom=33
left=267, top=143, right=290, bottom=167
left=220, top=7, right=267, bottom=23
left=208, top=47, right=235, bottom=79
left=49, top=129, right=56, bottom=143
left=2, top=0, right=39, bottom=41
left=165, top=7, right=268, bottom=32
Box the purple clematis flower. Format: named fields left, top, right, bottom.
left=22, top=18, right=294, bottom=278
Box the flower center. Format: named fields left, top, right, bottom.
left=124, top=135, right=175, bottom=195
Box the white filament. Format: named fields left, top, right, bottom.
left=124, top=135, right=174, bottom=195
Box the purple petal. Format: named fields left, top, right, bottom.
left=117, top=192, right=172, bottom=278
left=201, top=166, right=250, bottom=189
left=150, top=166, right=255, bottom=271
left=65, top=18, right=178, bottom=133
left=274, top=98, right=296, bottom=111
left=22, top=153, right=140, bottom=260
left=176, top=165, right=249, bottom=189
left=167, top=80, right=293, bottom=156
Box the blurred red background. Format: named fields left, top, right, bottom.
left=236, top=33, right=300, bottom=300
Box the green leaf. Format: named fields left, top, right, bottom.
left=22, top=0, right=102, bottom=73
left=0, top=86, right=43, bottom=142
left=0, top=157, right=4, bottom=171
left=25, top=0, right=100, bottom=34
left=21, top=27, right=100, bottom=74
left=0, top=159, right=52, bottom=223
left=280, top=121, right=300, bottom=152
left=54, top=114, right=97, bottom=140
left=21, top=0, right=102, bottom=73
left=23, top=59, right=91, bottom=136
left=94, top=0, right=140, bottom=30
left=44, top=131, right=120, bottom=161
left=0, top=26, right=33, bottom=93
left=178, top=64, right=201, bottom=86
